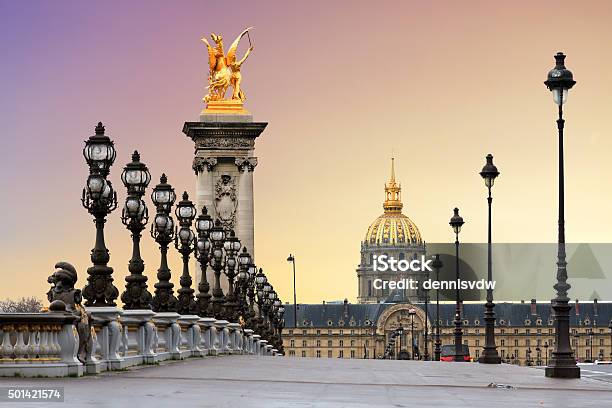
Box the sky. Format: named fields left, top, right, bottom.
left=1, top=0, right=612, bottom=304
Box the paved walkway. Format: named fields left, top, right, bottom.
left=1, top=357, right=611, bottom=407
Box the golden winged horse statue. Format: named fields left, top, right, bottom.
left=201, top=27, right=254, bottom=104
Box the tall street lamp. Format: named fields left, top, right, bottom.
left=449, top=208, right=465, bottom=362
left=544, top=342, right=549, bottom=366
left=81, top=122, right=119, bottom=306
left=223, top=230, right=242, bottom=322
left=478, top=154, right=501, bottom=364
left=287, top=254, right=297, bottom=328
left=120, top=151, right=152, bottom=309
left=209, top=219, right=227, bottom=319
left=195, top=207, right=213, bottom=316
left=423, top=278, right=430, bottom=361
left=255, top=268, right=267, bottom=332
left=175, top=192, right=197, bottom=315
left=237, top=247, right=253, bottom=322
left=150, top=174, right=178, bottom=313
left=543, top=52, right=580, bottom=379
left=432, top=254, right=443, bottom=361
left=609, top=320, right=612, bottom=359
left=409, top=308, right=416, bottom=360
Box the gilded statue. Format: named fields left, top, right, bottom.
left=201, top=27, right=253, bottom=104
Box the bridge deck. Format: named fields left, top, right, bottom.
left=1, top=356, right=611, bottom=407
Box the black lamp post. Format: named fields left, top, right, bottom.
left=237, top=247, right=252, bottom=322
left=432, top=254, right=443, bottom=361
left=287, top=254, right=298, bottom=328
left=195, top=207, right=213, bottom=316
left=409, top=308, right=416, bottom=360
left=223, top=230, right=242, bottom=322
left=120, top=151, right=152, bottom=309
left=589, top=329, right=594, bottom=362
left=478, top=154, right=501, bottom=364
left=543, top=52, right=580, bottom=378
left=209, top=219, right=227, bottom=319
left=255, top=268, right=267, bottom=331
left=424, top=284, right=429, bottom=361
left=544, top=342, right=549, bottom=365
left=175, top=192, right=197, bottom=315
left=150, top=174, right=178, bottom=313
left=449, top=207, right=465, bottom=362
left=245, top=263, right=258, bottom=328
left=81, top=122, right=119, bottom=307
left=536, top=346, right=542, bottom=366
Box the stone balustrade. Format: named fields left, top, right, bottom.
left=0, top=309, right=277, bottom=378
left=0, top=311, right=81, bottom=377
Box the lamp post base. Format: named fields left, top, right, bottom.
left=545, top=365, right=581, bottom=378
left=478, top=348, right=502, bottom=364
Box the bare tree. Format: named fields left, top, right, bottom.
left=0, top=297, right=43, bottom=313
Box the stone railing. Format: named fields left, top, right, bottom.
left=1, top=307, right=275, bottom=377
left=0, top=311, right=81, bottom=377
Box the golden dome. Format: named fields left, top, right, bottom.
left=364, top=158, right=423, bottom=246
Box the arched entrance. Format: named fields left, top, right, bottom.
left=376, top=303, right=432, bottom=360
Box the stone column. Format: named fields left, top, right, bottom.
left=235, top=157, right=257, bottom=258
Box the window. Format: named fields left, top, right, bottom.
left=600, top=339, right=605, bottom=346
left=302, top=329, right=307, bottom=335
left=351, top=340, right=355, bottom=347
left=328, top=340, right=332, bottom=347
left=301, top=351, right=306, bottom=357
left=350, top=350, right=355, bottom=358
left=351, top=330, right=355, bottom=335
left=328, top=350, right=332, bottom=358
left=525, top=329, right=530, bottom=335
left=365, top=340, right=370, bottom=347
left=339, top=340, right=344, bottom=347
left=475, top=349, right=480, bottom=358
left=339, top=350, right=344, bottom=358
left=290, top=340, right=295, bottom=347
left=339, top=330, right=344, bottom=335
left=316, top=350, right=321, bottom=358
left=316, top=340, right=321, bottom=347
left=288, top=330, right=293, bottom=335
left=500, top=340, right=505, bottom=347
left=475, top=340, right=480, bottom=347
left=514, top=340, right=519, bottom=347
left=328, top=329, right=332, bottom=335
left=526, top=339, right=530, bottom=347
left=289, top=350, right=295, bottom=356
left=316, top=330, right=321, bottom=335
left=368, top=281, right=372, bottom=297
left=302, top=340, right=307, bottom=347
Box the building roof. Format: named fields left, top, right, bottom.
left=283, top=301, right=612, bottom=328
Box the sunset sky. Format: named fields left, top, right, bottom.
left=1, top=0, right=612, bottom=304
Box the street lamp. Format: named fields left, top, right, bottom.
left=478, top=154, right=501, bottom=364
left=237, top=247, right=252, bottom=322
left=150, top=174, right=178, bottom=313
left=81, top=122, right=119, bottom=307
left=209, top=219, right=227, bottom=319
left=223, top=230, right=242, bottom=322
left=195, top=207, right=213, bottom=316
left=287, top=254, right=297, bottom=328
left=409, top=308, right=416, bottom=360
left=175, top=191, right=197, bottom=315
left=120, top=150, right=152, bottom=309
left=449, top=207, right=465, bottom=362
left=543, top=52, right=580, bottom=378
left=588, top=329, right=594, bottom=362
left=432, top=254, right=443, bottom=361
left=609, top=320, right=612, bottom=359
left=255, top=268, right=267, bottom=332
left=544, top=342, right=549, bottom=366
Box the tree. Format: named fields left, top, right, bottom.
left=0, top=297, right=43, bottom=313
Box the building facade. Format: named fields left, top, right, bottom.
left=282, top=300, right=612, bottom=365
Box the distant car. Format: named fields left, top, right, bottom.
left=440, top=345, right=471, bottom=362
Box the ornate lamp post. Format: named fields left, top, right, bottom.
left=432, top=254, right=442, bottom=361
left=544, top=342, right=549, bottom=365
left=120, top=151, right=152, bottom=309
left=81, top=122, right=119, bottom=306
left=175, top=192, right=197, bottom=315
left=245, top=263, right=258, bottom=328
left=277, top=304, right=285, bottom=354
left=449, top=207, right=465, bottom=362
left=209, top=219, right=227, bottom=318
left=237, top=247, right=252, bottom=323
left=409, top=308, right=416, bottom=360
left=478, top=154, right=501, bottom=364
left=150, top=174, right=178, bottom=313
left=255, top=268, right=267, bottom=330
left=222, top=230, right=242, bottom=321
left=195, top=207, right=213, bottom=316
left=588, top=329, right=594, bottom=362
left=423, top=283, right=429, bottom=361
left=543, top=52, right=580, bottom=378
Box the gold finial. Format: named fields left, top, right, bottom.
left=201, top=27, right=254, bottom=114
left=383, top=157, right=402, bottom=213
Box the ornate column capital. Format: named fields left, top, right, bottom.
left=193, top=157, right=218, bottom=174
left=235, top=157, right=258, bottom=172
